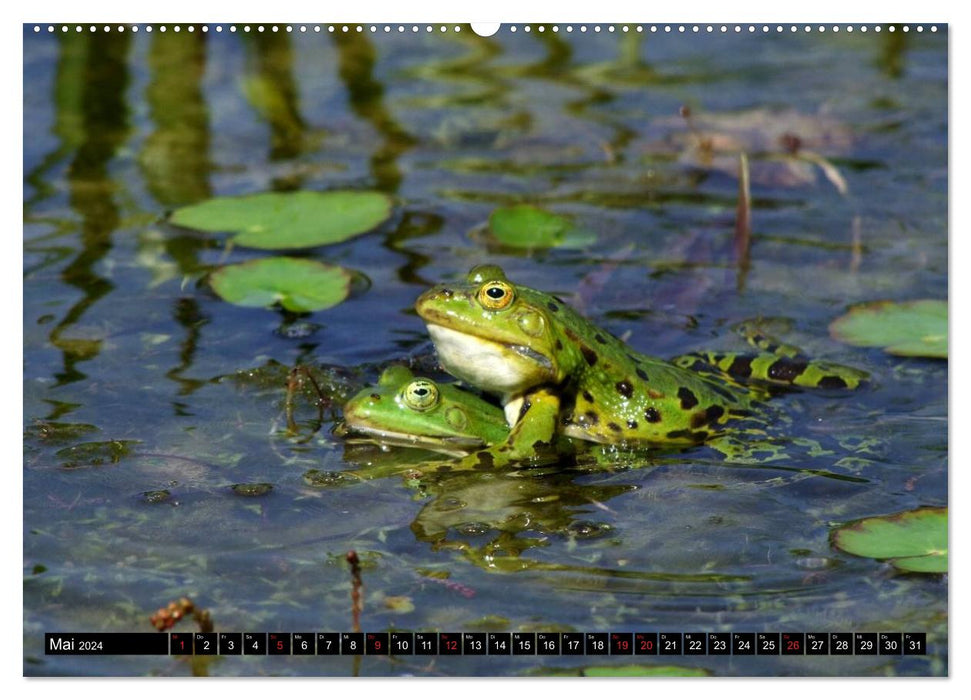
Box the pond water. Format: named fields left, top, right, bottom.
left=23, top=24, right=947, bottom=677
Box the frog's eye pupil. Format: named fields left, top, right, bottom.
left=403, top=380, right=439, bottom=411
left=478, top=280, right=514, bottom=309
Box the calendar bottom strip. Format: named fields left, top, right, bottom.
left=45, top=631, right=927, bottom=656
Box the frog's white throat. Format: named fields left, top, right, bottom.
left=426, top=323, right=548, bottom=399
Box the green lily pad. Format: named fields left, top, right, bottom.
left=170, top=190, right=393, bottom=250
left=209, top=258, right=354, bottom=313
left=831, top=507, right=947, bottom=573
left=830, top=300, right=947, bottom=358
left=486, top=205, right=596, bottom=249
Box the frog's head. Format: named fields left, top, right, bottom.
left=415, top=265, right=567, bottom=397
left=341, top=366, right=509, bottom=455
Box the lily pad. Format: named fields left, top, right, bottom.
left=829, top=300, right=947, bottom=358
left=209, top=258, right=354, bottom=313
left=486, top=205, right=596, bottom=249
left=831, top=507, right=947, bottom=573
left=170, top=190, right=393, bottom=250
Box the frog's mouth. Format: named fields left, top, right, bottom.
left=425, top=323, right=554, bottom=395
left=337, top=419, right=485, bottom=457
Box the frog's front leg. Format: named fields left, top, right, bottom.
left=451, top=387, right=563, bottom=471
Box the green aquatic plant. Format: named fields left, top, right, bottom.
left=170, top=190, right=393, bottom=249
left=831, top=506, right=947, bottom=574
left=485, top=204, right=595, bottom=249
left=208, top=257, right=356, bottom=312
left=830, top=300, right=947, bottom=358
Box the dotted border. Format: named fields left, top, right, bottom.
left=30, top=24, right=940, bottom=35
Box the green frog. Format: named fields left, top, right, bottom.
left=415, top=264, right=867, bottom=468
left=340, top=366, right=511, bottom=458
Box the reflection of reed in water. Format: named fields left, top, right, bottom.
left=242, top=32, right=309, bottom=162
left=333, top=30, right=415, bottom=193
left=46, top=32, right=131, bottom=386
left=139, top=29, right=211, bottom=207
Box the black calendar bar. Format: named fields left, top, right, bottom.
left=45, top=633, right=169, bottom=655
left=43, top=631, right=928, bottom=655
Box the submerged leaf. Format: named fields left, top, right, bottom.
left=170, top=190, right=393, bottom=249
left=831, top=507, right=947, bottom=574
left=209, top=258, right=355, bottom=313
left=830, top=300, right=947, bottom=358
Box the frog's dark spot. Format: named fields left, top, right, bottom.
left=580, top=345, right=599, bottom=366
left=607, top=421, right=622, bottom=432
left=705, top=405, right=726, bottom=422
left=584, top=410, right=600, bottom=425
left=666, top=428, right=708, bottom=442
left=435, top=464, right=454, bottom=474
left=728, top=356, right=753, bottom=377
left=729, top=408, right=754, bottom=418
left=818, top=375, right=849, bottom=389
left=474, top=451, right=495, bottom=469
left=595, top=333, right=608, bottom=344
left=767, top=358, right=808, bottom=383
left=615, top=380, right=634, bottom=398
left=370, top=393, right=381, bottom=400
left=547, top=301, right=559, bottom=312
left=580, top=390, right=594, bottom=403
left=635, top=367, right=649, bottom=382
left=647, top=388, right=665, bottom=399
left=691, top=405, right=725, bottom=429
left=555, top=339, right=563, bottom=351
left=627, top=419, right=638, bottom=430
left=677, top=387, right=699, bottom=409
left=564, top=328, right=579, bottom=342
left=518, top=399, right=532, bottom=421
left=644, top=407, right=662, bottom=423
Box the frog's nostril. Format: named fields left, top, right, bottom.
left=440, top=288, right=454, bottom=298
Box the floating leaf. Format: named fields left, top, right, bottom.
left=831, top=507, right=947, bottom=574
left=209, top=258, right=354, bottom=313
left=170, top=190, right=393, bottom=249
left=382, top=596, right=415, bottom=614
left=830, top=300, right=947, bottom=358
left=230, top=483, right=274, bottom=497
left=485, top=205, right=595, bottom=250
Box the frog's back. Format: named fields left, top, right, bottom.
left=553, top=321, right=759, bottom=445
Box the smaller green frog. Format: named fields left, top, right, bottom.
left=340, top=366, right=511, bottom=457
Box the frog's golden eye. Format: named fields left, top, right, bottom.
left=402, top=380, right=439, bottom=411
left=478, top=280, right=515, bottom=310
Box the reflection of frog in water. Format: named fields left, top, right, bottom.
left=413, top=265, right=867, bottom=469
